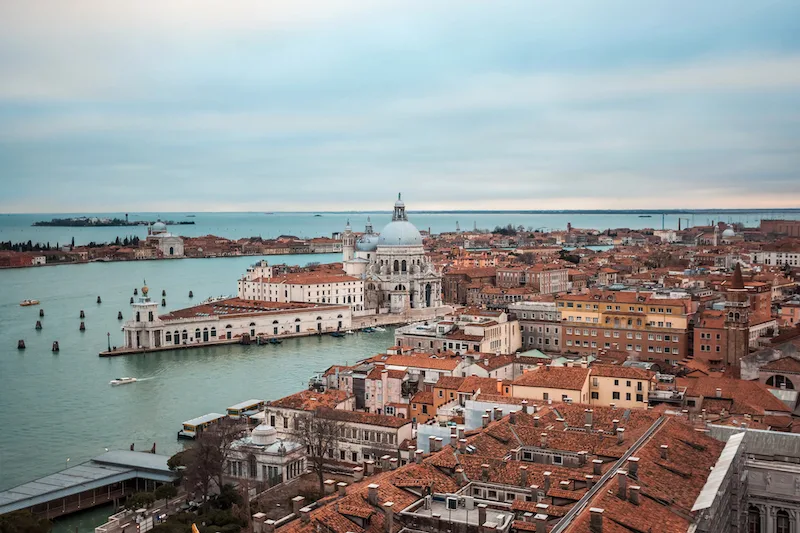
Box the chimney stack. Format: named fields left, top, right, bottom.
left=482, top=414, right=490, bottom=428
left=381, top=454, right=392, bottom=470
left=450, top=433, right=458, bottom=448
left=368, top=484, right=379, bottom=505
left=415, top=449, right=424, bottom=463
left=429, top=436, right=437, bottom=452
left=585, top=409, right=593, bottom=427
left=292, top=496, right=306, bottom=516
left=585, top=475, right=594, bottom=489
left=540, top=432, right=548, bottom=448
left=434, top=438, right=443, bottom=452
left=660, top=444, right=669, bottom=460
left=521, top=400, right=529, bottom=414
left=616, top=428, right=625, bottom=445
left=455, top=467, right=467, bottom=486
left=366, top=459, right=375, bottom=475
left=616, top=470, right=628, bottom=500
left=252, top=513, right=266, bottom=533
left=300, top=506, right=312, bottom=524
left=584, top=423, right=592, bottom=434
left=534, top=514, right=548, bottom=533
left=384, top=502, right=394, bottom=533
left=389, top=457, right=398, bottom=470
left=494, top=407, right=503, bottom=420
left=509, top=410, right=517, bottom=425
left=610, top=403, right=616, bottom=410
left=519, top=465, right=528, bottom=485
left=627, top=457, right=639, bottom=478
left=324, top=479, right=336, bottom=495
left=459, top=439, right=467, bottom=453
left=353, top=466, right=364, bottom=482
left=337, top=482, right=348, bottom=498
left=264, top=520, right=276, bottom=533
left=612, top=419, right=619, bottom=431
left=458, top=427, right=465, bottom=440
left=716, top=387, right=722, bottom=398
left=593, top=459, right=603, bottom=475
left=478, top=504, right=487, bottom=528
left=481, top=463, right=490, bottom=482
left=543, top=471, right=552, bottom=492
left=534, top=416, right=540, bottom=427
left=629, top=485, right=640, bottom=506
left=590, top=508, right=604, bottom=533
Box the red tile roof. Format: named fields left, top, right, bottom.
left=269, top=389, right=350, bottom=411
left=513, top=367, right=590, bottom=391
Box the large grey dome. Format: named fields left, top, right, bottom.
left=378, top=220, right=423, bottom=247
left=356, top=234, right=380, bottom=252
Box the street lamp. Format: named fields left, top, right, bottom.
left=107, top=332, right=111, bottom=351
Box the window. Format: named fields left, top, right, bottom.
left=612, top=392, right=620, bottom=400
left=747, top=506, right=761, bottom=533
left=614, top=379, right=619, bottom=386
left=636, top=394, right=644, bottom=402
left=543, top=392, right=549, bottom=401
left=552, top=456, right=563, bottom=465
left=626, top=380, right=631, bottom=387
left=592, top=377, right=599, bottom=386
left=591, top=392, right=599, bottom=400
left=777, top=510, right=790, bottom=533
left=626, top=393, right=631, bottom=401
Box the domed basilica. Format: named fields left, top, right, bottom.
left=343, top=194, right=443, bottom=315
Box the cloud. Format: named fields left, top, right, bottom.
left=1, top=0, right=799, bottom=212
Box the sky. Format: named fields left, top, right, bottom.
left=1, top=0, right=799, bottom=213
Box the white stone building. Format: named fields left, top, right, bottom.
left=226, top=424, right=306, bottom=488
left=145, top=221, right=184, bottom=257
left=343, top=195, right=444, bottom=315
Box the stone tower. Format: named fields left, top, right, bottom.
left=342, top=219, right=355, bottom=262
left=724, top=263, right=749, bottom=375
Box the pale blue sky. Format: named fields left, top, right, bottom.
left=1, top=0, right=799, bottom=212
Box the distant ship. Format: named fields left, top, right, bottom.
left=186, top=215, right=196, bottom=218
left=314, top=214, right=323, bottom=217
left=264, top=212, right=274, bottom=215
left=638, top=215, right=652, bottom=218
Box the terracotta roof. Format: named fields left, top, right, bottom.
left=316, top=407, right=412, bottom=428
left=161, top=297, right=348, bottom=320
left=411, top=391, right=433, bottom=405
left=269, top=389, right=350, bottom=411
left=513, top=366, right=590, bottom=391
left=761, top=356, right=800, bottom=374
left=590, top=364, right=654, bottom=380
left=677, top=377, right=791, bottom=414
left=385, top=355, right=460, bottom=371
left=435, top=376, right=464, bottom=390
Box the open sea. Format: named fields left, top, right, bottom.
left=1, top=209, right=800, bottom=531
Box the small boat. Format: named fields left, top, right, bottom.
left=345, top=330, right=354, bottom=335
left=20, top=299, right=40, bottom=307
left=269, top=338, right=282, bottom=345
left=186, top=215, right=196, bottom=218
left=362, top=327, right=375, bottom=333
left=638, top=215, right=652, bottom=218
left=330, top=332, right=345, bottom=338
left=110, top=377, right=137, bottom=386
left=373, top=326, right=386, bottom=332
left=314, top=214, right=322, bottom=217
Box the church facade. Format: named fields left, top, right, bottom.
left=343, top=195, right=443, bottom=315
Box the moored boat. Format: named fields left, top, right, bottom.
left=373, top=326, right=386, bottom=332
left=269, top=338, right=282, bottom=345
left=330, top=331, right=345, bottom=338
left=109, top=377, right=137, bottom=386
left=20, top=299, right=40, bottom=307
left=362, top=327, right=375, bottom=333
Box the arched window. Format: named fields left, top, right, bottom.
left=295, top=318, right=301, bottom=322
left=169, top=246, right=174, bottom=255
left=273, top=320, right=279, bottom=324
left=337, top=314, right=343, bottom=318
left=182, top=329, right=187, bottom=341
left=777, top=510, right=790, bottom=533
left=195, top=328, right=201, bottom=339
left=148, top=311, right=154, bottom=321
left=748, top=506, right=761, bottom=533
left=767, top=375, right=795, bottom=390
left=393, top=259, right=399, bottom=272
left=316, top=317, right=322, bottom=321
left=210, top=327, right=216, bottom=338
left=401, top=259, right=407, bottom=272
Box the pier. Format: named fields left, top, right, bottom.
left=0, top=451, right=175, bottom=520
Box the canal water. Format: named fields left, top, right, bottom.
left=0, top=253, right=396, bottom=502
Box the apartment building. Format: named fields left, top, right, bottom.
left=510, top=365, right=591, bottom=404
left=508, top=301, right=561, bottom=352
left=496, top=264, right=570, bottom=293
left=395, top=309, right=522, bottom=355
left=588, top=364, right=652, bottom=408
left=238, top=266, right=365, bottom=312
left=557, top=290, right=690, bottom=367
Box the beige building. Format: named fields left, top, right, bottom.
left=510, top=365, right=591, bottom=404
left=395, top=309, right=522, bottom=355
left=588, top=364, right=653, bottom=408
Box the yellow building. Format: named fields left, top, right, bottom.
left=588, top=364, right=653, bottom=408
left=510, top=365, right=591, bottom=404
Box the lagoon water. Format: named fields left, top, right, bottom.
left=3, top=210, right=800, bottom=247
left=0, top=253, right=398, bottom=498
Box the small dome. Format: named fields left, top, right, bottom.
left=251, top=424, right=277, bottom=446
left=152, top=221, right=167, bottom=234
left=378, top=220, right=422, bottom=247
left=722, top=228, right=735, bottom=238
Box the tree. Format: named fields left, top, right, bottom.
left=155, top=484, right=178, bottom=508
left=0, top=510, right=52, bottom=533
left=126, top=491, right=156, bottom=510
left=292, top=409, right=346, bottom=494
left=184, top=421, right=246, bottom=511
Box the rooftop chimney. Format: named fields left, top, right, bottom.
left=590, top=508, right=604, bottom=533
left=629, top=485, right=640, bottom=506
left=612, top=419, right=619, bottom=431
left=459, top=439, right=467, bottom=453
left=593, top=459, right=603, bottom=475
left=434, top=437, right=443, bottom=452
left=458, top=427, right=465, bottom=440
left=534, top=416, right=540, bottom=427
left=509, top=410, right=517, bottom=425
left=450, top=433, right=458, bottom=448
left=519, top=465, right=528, bottom=485
left=482, top=414, right=490, bottom=428
left=616, top=427, right=625, bottom=445
left=389, top=457, right=398, bottom=470
left=253, top=513, right=266, bottom=533
left=715, top=387, right=722, bottom=398
left=300, top=506, right=312, bottom=524
left=610, top=403, right=616, bottom=410
left=481, top=463, right=490, bottom=482
left=584, top=423, right=592, bottom=434
left=353, top=466, right=364, bottom=482
left=366, top=459, right=375, bottom=476
left=660, top=445, right=669, bottom=460
left=521, top=400, right=529, bottom=414
left=368, top=484, right=379, bottom=505
left=493, top=407, right=503, bottom=420
left=585, top=475, right=594, bottom=489
left=585, top=409, right=593, bottom=427
left=324, top=479, right=336, bottom=495
left=384, top=502, right=394, bottom=533
left=477, top=504, right=487, bottom=528
left=381, top=454, right=392, bottom=470
left=337, top=482, right=348, bottom=498
left=627, top=457, right=639, bottom=478
left=292, top=496, right=306, bottom=515
left=616, top=470, right=628, bottom=500
left=534, top=514, right=548, bottom=533
left=429, top=436, right=437, bottom=452
left=543, top=471, right=552, bottom=492
left=415, top=449, right=424, bottom=463
left=264, top=519, right=276, bottom=533
left=540, top=432, right=548, bottom=448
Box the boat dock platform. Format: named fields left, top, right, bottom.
left=0, top=451, right=175, bottom=520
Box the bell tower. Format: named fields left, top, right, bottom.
left=724, top=263, right=749, bottom=376
left=342, top=219, right=355, bottom=262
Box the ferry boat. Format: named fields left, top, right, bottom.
left=226, top=399, right=265, bottom=420
left=178, top=413, right=226, bottom=439
left=19, top=299, right=40, bottom=306
left=109, top=377, right=137, bottom=386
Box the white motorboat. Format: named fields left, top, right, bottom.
left=110, top=377, right=137, bottom=386
left=345, top=330, right=354, bottom=335
left=373, top=326, right=386, bottom=332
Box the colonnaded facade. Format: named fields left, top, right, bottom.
left=343, top=194, right=444, bottom=316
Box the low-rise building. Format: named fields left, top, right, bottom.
left=588, top=364, right=653, bottom=408
left=226, top=424, right=305, bottom=488
left=510, top=365, right=591, bottom=404
left=508, top=301, right=561, bottom=352
left=395, top=309, right=522, bottom=355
